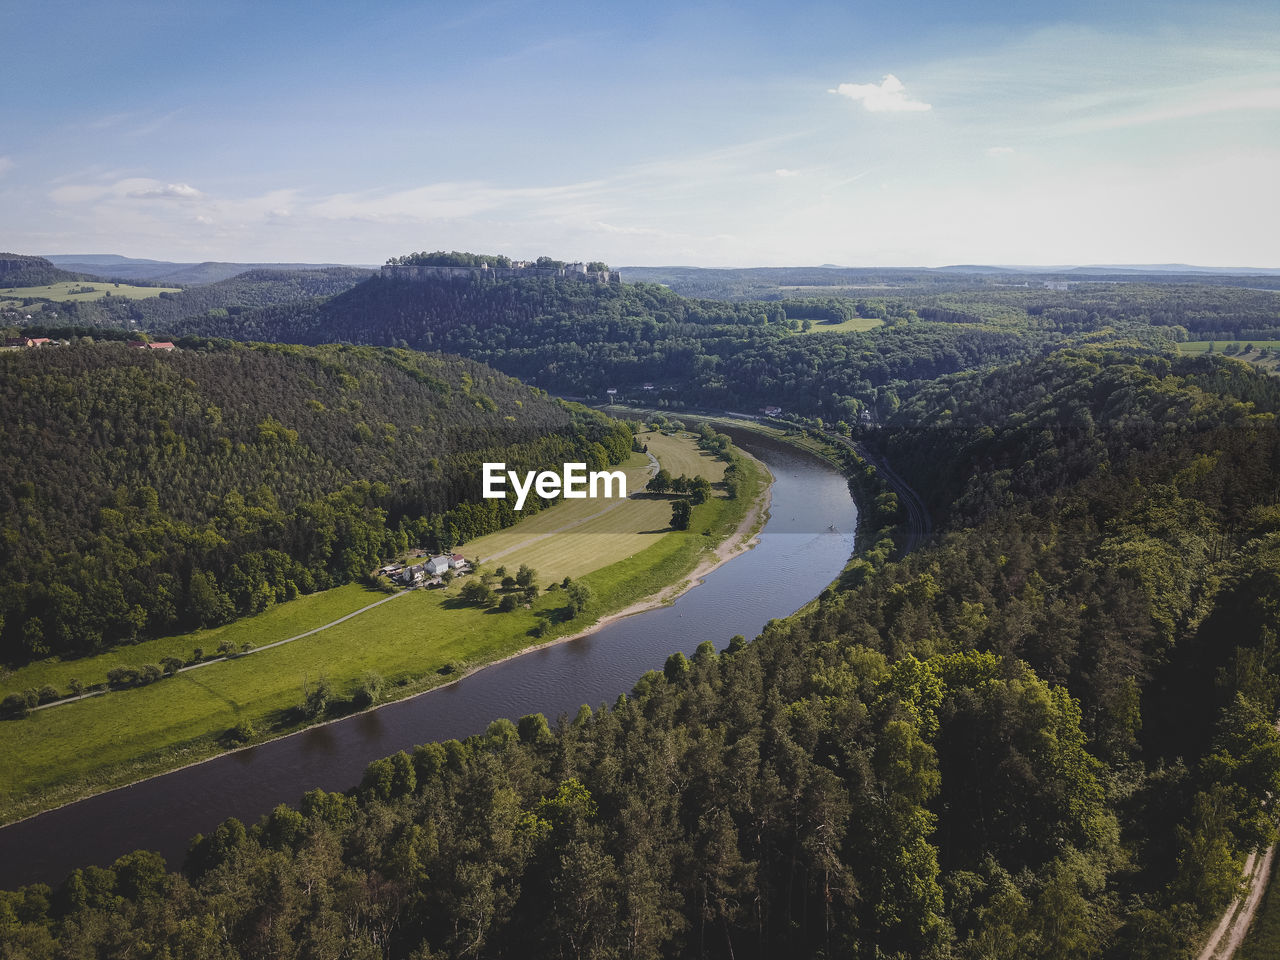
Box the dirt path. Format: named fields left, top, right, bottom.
left=1198, top=715, right=1280, bottom=960
left=1199, top=843, right=1275, bottom=960
left=31, top=590, right=411, bottom=713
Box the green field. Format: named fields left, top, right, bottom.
left=1177, top=340, right=1280, bottom=375
left=0, top=585, right=379, bottom=701
left=0, top=430, right=767, bottom=824
left=460, top=431, right=725, bottom=582
left=794, top=316, right=883, bottom=335
left=0, top=280, right=181, bottom=307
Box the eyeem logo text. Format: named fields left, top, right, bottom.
left=482, top=462, right=627, bottom=511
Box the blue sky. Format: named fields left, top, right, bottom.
left=2, top=0, right=1277, bottom=266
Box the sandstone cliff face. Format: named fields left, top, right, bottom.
left=381, top=263, right=618, bottom=284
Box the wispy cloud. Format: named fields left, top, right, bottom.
left=307, top=178, right=610, bottom=223
left=128, top=109, right=185, bottom=137
left=829, top=75, right=931, bottom=113
left=0, top=156, right=13, bottom=176
left=986, top=146, right=1015, bottom=156
left=86, top=113, right=132, bottom=130
left=127, top=182, right=203, bottom=200
left=50, top=178, right=203, bottom=204
left=775, top=168, right=801, bottom=177
left=1054, top=84, right=1280, bottom=135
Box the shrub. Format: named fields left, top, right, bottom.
left=140, top=664, right=163, bottom=684
left=353, top=671, right=384, bottom=708
left=107, top=666, right=140, bottom=688
left=301, top=677, right=331, bottom=719
left=37, top=685, right=60, bottom=704
left=161, top=656, right=183, bottom=675
left=2, top=693, right=30, bottom=719
left=226, top=720, right=256, bottom=745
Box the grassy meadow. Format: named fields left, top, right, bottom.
left=0, top=430, right=767, bottom=823
left=0, top=281, right=181, bottom=307
left=794, top=316, right=884, bottom=335
left=1177, top=340, right=1280, bottom=375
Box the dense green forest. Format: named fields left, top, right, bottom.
left=902, top=285, right=1280, bottom=341
left=2, top=267, right=371, bottom=329
left=3, top=346, right=1277, bottom=958
left=0, top=341, right=632, bottom=666
left=165, top=273, right=1043, bottom=421
left=0, top=255, right=90, bottom=288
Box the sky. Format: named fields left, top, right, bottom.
left=2, top=0, right=1278, bottom=268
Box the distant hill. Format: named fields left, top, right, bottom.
left=621, top=263, right=1280, bottom=298
left=6, top=266, right=374, bottom=330
left=44, top=254, right=376, bottom=285
left=0, top=254, right=94, bottom=288
left=162, top=268, right=1039, bottom=419
left=618, top=265, right=960, bottom=298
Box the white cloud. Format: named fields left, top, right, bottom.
left=50, top=178, right=203, bottom=204
left=0, top=156, right=13, bottom=176
left=775, top=168, right=801, bottom=177
left=829, top=75, right=931, bottom=113
left=128, top=182, right=203, bottom=200
left=1055, top=85, right=1280, bottom=136
left=986, top=146, right=1015, bottom=156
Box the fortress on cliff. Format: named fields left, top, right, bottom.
left=381, top=260, right=619, bottom=284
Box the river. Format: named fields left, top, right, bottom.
left=0, top=432, right=858, bottom=890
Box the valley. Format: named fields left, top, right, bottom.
left=0, top=426, right=767, bottom=826
left=2, top=253, right=1280, bottom=959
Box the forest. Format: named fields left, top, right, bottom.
left=162, top=272, right=1044, bottom=422
left=0, top=340, right=633, bottom=667
left=0, top=255, right=89, bottom=289
left=2, top=267, right=372, bottom=330
left=2, top=345, right=1278, bottom=958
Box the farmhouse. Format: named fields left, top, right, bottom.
left=450, top=553, right=467, bottom=570
left=426, top=555, right=452, bottom=576
left=398, top=563, right=427, bottom=585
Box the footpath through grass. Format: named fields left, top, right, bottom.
left=0, top=431, right=767, bottom=825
